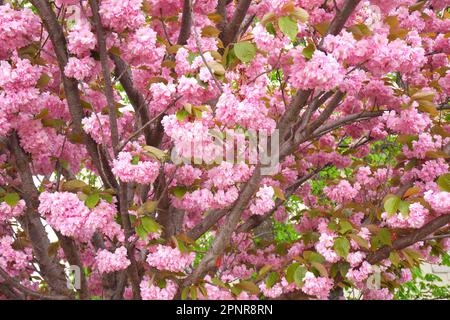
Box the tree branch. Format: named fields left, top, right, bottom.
left=319, top=0, right=361, bottom=45
left=30, top=0, right=117, bottom=189
left=187, top=209, right=227, bottom=240
left=55, top=232, right=88, bottom=299
left=311, top=111, right=384, bottom=139
left=177, top=0, right=192, bottom=45
left=180, top=165, right=262, bottom=290
left=89, top=0, right=120, bottom=156
left=7, top=133, right=69, bottom=296
left=0, top=267, right=68, bottom=300
left=367, top=214, right=450, bottom=264
left=111, top=55, right=156, bottom=147
left=220, top=0, right=252, bottom=47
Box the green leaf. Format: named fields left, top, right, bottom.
left=378, top=228, right=392, bottom=246
left=398, top=200, right=410, bottom=217
left=278, top=16, right=298, bottom=41
left=293, top=266, right=307, bottom=287
left=141, top=216, right=161, bottom=233
left=348, top=234, right=369, bottom=250
left=4, top=193, right=20, bottom=207
left=206, top=61, right=226, bottom=76
left=290, top=8, right=309, bottom=23
left=100, top=193, right=113, bottom=204
left=333, top=237, right=350, bottom=258
left=339, top=262, right=350, bottom=277
left=41, top=118, right=65, bottom=129
left=265, top=272, right=279, bottom=288
left=234, top=42, right=256, bottom=63
left=348, top=24, right=373, bottom=40
left=236, top=280, right=260, bottom=295
left=266, top=22, right=276, bottom=35
left=311, top=262, right=328, bottom=278
left=258, top=265, right=272, bottom=278
left=384, top=194, right=401, bottom=216
left=143, top=146, right=167, bottom=162
left=34, top=108, right=49, bottom=120
left=301, top=43, right=315, bottom=59
left=131, top=155, right=140, bottom=165
left=339, top=220, right=353, bottom=234
left=286, top=263, right=300, bottom=284
left=37, top=73, right=51, bottom=89
left=85, top=193, right=100, bottom=209
left=136, top=224, right=148, bottom=240
left=143, top=201, right=158, bottom=213
left=273, top=186, right=286, bottom=201
left=389, top=251, right=401, bottom=267
left=176, top=238, right=190, bottom=254
left=437, top=173, right=450, bottom=192
left=172, top=186, right=187, bottom=198
left=109, top=46, right=121, bottom=56
left=176, top=109, right=190, bottom=122
left=181, top=286, right=190, bottom=300
left=303, top=251, right=325, bottom=263
left=190, top=286, right=198, bottom=300
left=62, top=180, right=88, bottom=192
left=198, top=284, right=208, bottom=298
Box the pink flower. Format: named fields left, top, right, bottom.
left=207, top=162, right=252, bottom=189
left=301, top=272, right=334, bottom=300
left=67, top=21, right=97, bottom=57
left=148, top=82, right=176, bottom=115
left=173, top=188, right=215, bottom=213
left=146, top=245, right=195, bottom=272
left=64, top=57, right=96, bottom=81
left=140, top=276, right=178, bottom=300
left=96, top=246, right=131, bottom=274
left=424, top=190, right=450, bottom=215
left=0, top=199, right=25, bottom=222
left=403, top=133, right=442, bottom=159
left=0, top=236, right=32, bottom=277
left=82, top=111, right=134, bottom=145
left=323, top=31, right=357, bottom=62
left=38, top=191, right=91, bottom=240
left=363, top=288, right=393, bottom=300
left=122, top=26, right=165, bottom=69
left=39, top=192, right=121, bottom=241
left=99, top=0, right=145, bottom=33
left=399, top=269, right=412, bottom=284
left=315, top=232, right=340, bottom=263
left=347, top=251, right=366, bottom=268
left=346, top=261, right=373, bottom=283
left=0, top=4, right=40, bottom=60
left=291, top=51, right=344, bottom=91
left=324, top=180, right=359, bottom=205
left=259, top=282, right=283, bottom=298
left=249, top=185, right=275, bottom=216
left=384, top=104, right=431, bottom=135
left=112, top=151, right=160, bottom=185
left=382, top=202, right=429, bottom=229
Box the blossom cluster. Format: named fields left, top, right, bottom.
left=95, top=246, right=131, bottom=274
left=146, top=245, right=195, bottom=273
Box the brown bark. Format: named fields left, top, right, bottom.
left=368, top=214, right=450, bottom=264
left=220, top=0, right=253, bottom=47
left=89, top=0, right=119, bottom=155
left=56, top=232, right=88, bottom=299
left=8, top=133, right=69, bottom=295
left=177, top=0, right=192, bottom=45
left=111, top=55, right=156, bottom=147
left=29, top=0, right=117, bottom=189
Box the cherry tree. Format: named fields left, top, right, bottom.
left=0, top=0, right=449, bottom=300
